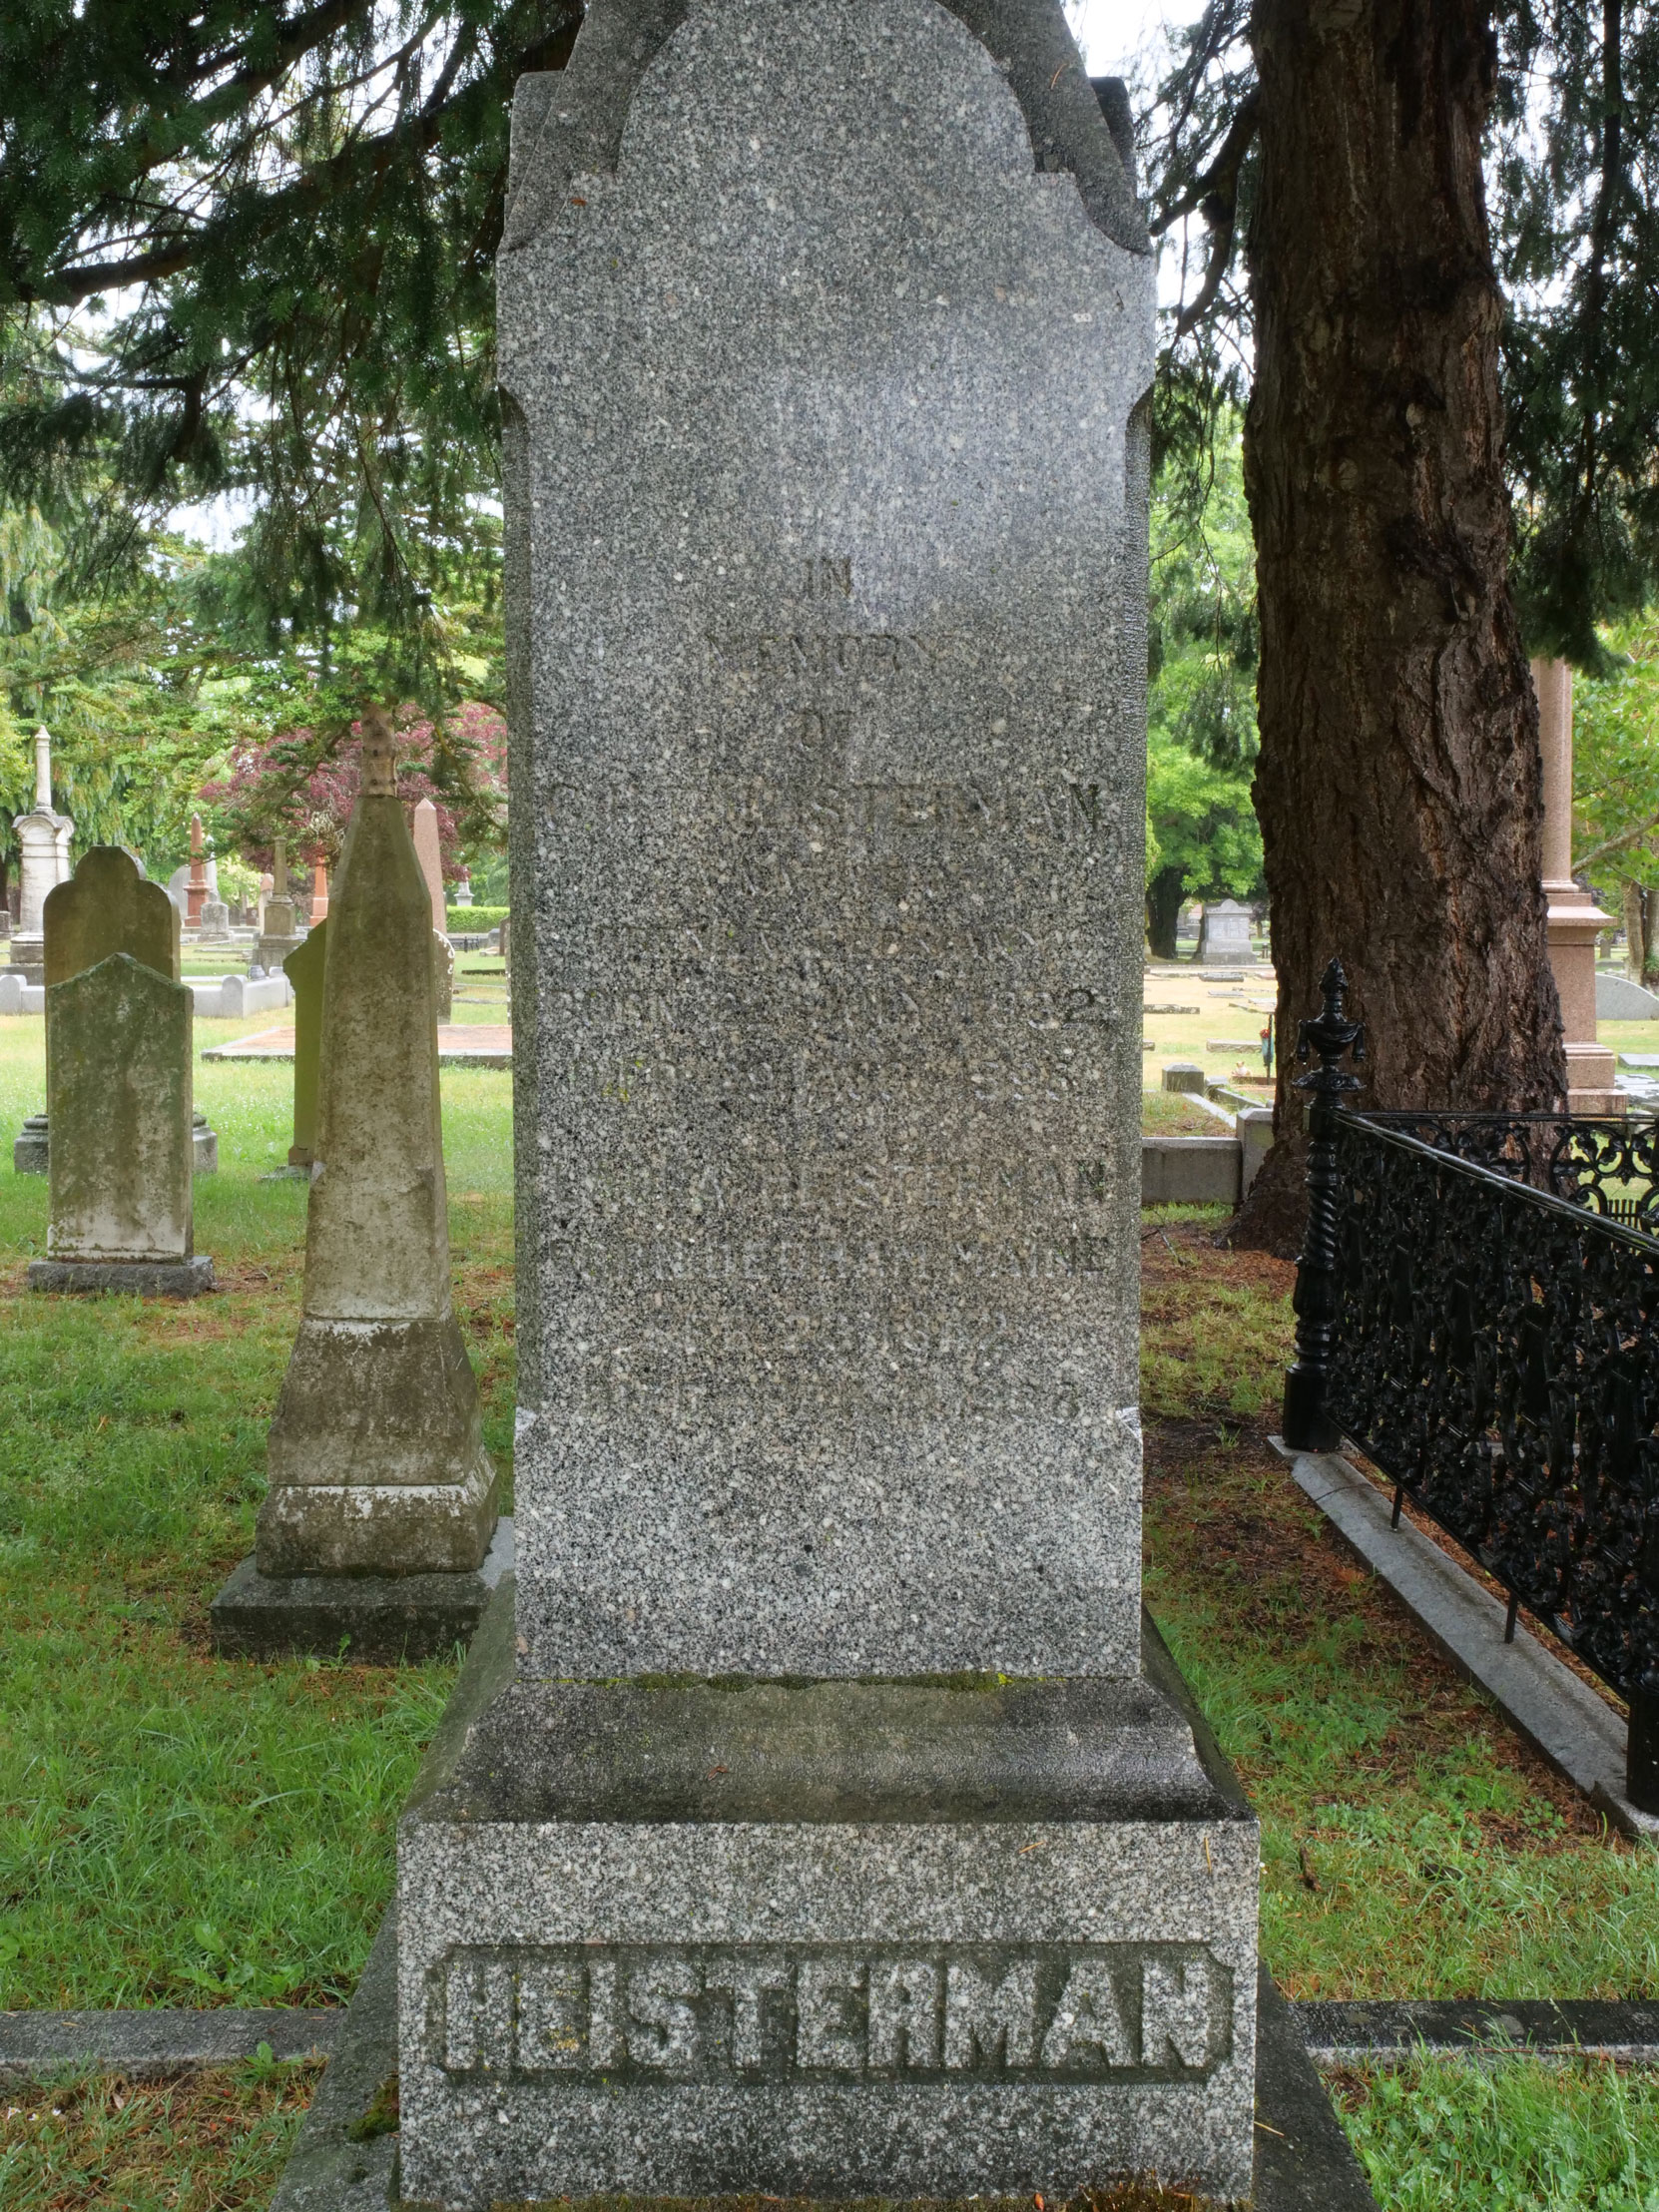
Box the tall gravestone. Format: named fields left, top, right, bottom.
left=10, top=724, right=73, bottom=984
left=282, top=917, right=327, bottom=1171
left=412, top=799, right=456, bottom=1018
left=399, top=3, right=1258, bottom=2205
left=257, top=839, right=304, bottom=973
left=255, top=726, right=496, bottom=1577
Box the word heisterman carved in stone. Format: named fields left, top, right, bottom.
left=433, top=1943, right=1231, bottom=2083
left=398, top=3, right=1259, bottom=2207
left=259, top=758, right=496, bottom=1576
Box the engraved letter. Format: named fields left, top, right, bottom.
left=1040, top=1960, right=1133, bottom=2068
left=704, top=1950, right=793, bottom=2068
left=587, top=1956, right=625, bottom=2067
left=943, top=1957, right=1038, bottom=2068
left=628, top=1953, right=703, bottom=2069
left=440, top=1950, right=513, bottom=2074
left=867, top=1957, right=942, bottom=2069
left=1140, top=1956, right=1215, bottom=2068
left=516, top=1955, right=587, bottom=2071
left=796, top=1955, right=866, bottom=2069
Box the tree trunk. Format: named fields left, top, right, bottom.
left=1621, top=878, right=1645, bottom=980
left=1236, top=0, right=1567, bottom=1256
left=1146, top=865, right=1186, bottom=960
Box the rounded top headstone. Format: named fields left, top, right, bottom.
left=44, top=845, right=181, bottom=988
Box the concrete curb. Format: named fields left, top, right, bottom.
left=1296, top=1997, right=1659, bottom=2066
left=0, top=2009, right=338, bottom=2081
left=1276, top=1440, right=1659, bottom=1843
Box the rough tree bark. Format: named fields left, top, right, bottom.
left=1235, top=0, right=1567, bottom=1254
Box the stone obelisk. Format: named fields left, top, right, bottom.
left=10, top=725, right=73, bottom=984
left=256, top=713, right=497, bottom=1577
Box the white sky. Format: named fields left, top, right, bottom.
left=1064, top=0, right=1202, bottom=80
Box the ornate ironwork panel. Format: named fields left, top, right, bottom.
left=1364, top=1112, right=1659, bottom=1235
left=1329, top=1116, right=1659, bottom=1708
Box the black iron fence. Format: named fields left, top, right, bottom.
left=1282, top=962, right=1659, bottom=1815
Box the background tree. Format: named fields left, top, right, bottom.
left=1144, top=411, right=1263, bottom=957
left=1572, top=616, right=1659, bottom=980
left=0, top=0, right=563, bottom=771
left=1135, top=0, right=1659, bottom=1242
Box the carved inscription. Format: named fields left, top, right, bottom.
left=706, top=630, right=948, bottom=679
left=801, top=555, right=852, bottom=599
left=431, top=1943, right=1230, bottom=2084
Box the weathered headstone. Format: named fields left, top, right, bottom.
left=1197, top=898, right=1254, bottom=965
left=185, top=814, right=210, bottom=927
left=254, top=722, right=496, bottom=1578
left=44, top=845, right=179, bottom=987
left=10, top=725, right=74, bottom=984
left=411, top=797, right=457, bottom=1015
left=28, top=953, right=213, bottom=1296
left=307, top=856, right=330, bottom=922
left=1163, top=1060, right=1207, bottom=1095
left=411, top=798, right=448, bottom=933
left=398, top=6, right=1257, bottom=2208
left=283, top=917, right=328, bottom=1171
left=16, top=847, right=218, bottom=1179
left=256, top=840, right=304, bottom=971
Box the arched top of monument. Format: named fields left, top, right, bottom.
left=502, top=0, right=1149, bottom=260
left=43, top=844, right=182, bottom=989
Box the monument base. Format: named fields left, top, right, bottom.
left=210, top=1517, right=513, bottom=1662
left=8, top=932, right=44, bottom=986
left=258, top=1313, right=498, bottom=1576
left=257, top=931, right=304, bottom=973
left=396, top=1621, right=1263, bottom=2210
left=13, top=1113, right=220, bottom=1176
left=14, top=1113, right=47, bottom=1173
left=28, top=1254, right=216, bottom=1298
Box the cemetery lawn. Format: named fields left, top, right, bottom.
left=1333, top=2051, right=1659, bottom=2211
left=4, top=1016, right=1659, bottom=2203
left=0, top=1011, right=516, bottom=2011
left=0, top=2054, right=317, bottom=2210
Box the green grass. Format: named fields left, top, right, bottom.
left=1339, top=2056, right=1659, bottom=2210
left=6, top=1009, right=1659, bottom=2205
left=0, top=2055, right=316, bottom=2209
left=0, top=1011, right=514, bottom=2009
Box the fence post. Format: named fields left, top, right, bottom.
left=1282, top=957, right=1366, bottom=1452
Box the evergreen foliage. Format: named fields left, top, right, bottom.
left=0, top=0, right=573, bottom=724
left=1145, top=412, right=1263, bottom=957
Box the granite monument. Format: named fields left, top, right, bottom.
left=10, top=724, right=74, bottom=984
left=399, top=3, right=1258, bottom=2205
left=283, top=916, right=327, bottom=1173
